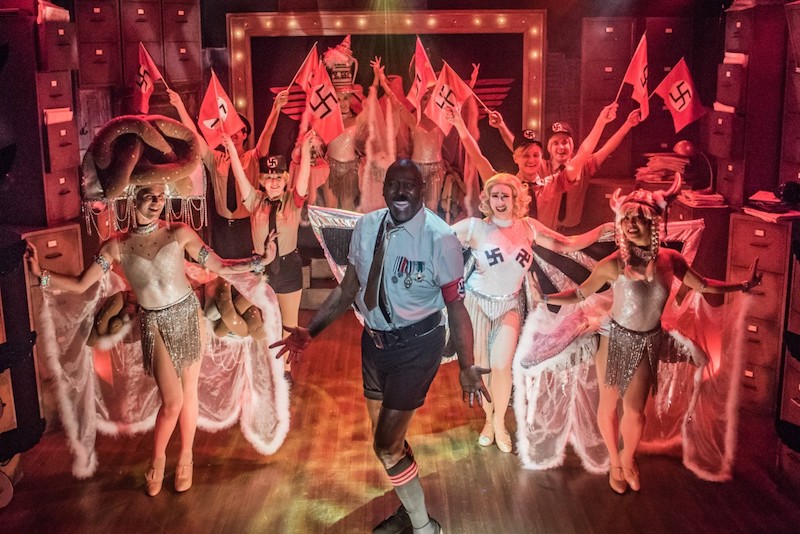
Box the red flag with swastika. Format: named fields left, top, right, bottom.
left=622, top=32, right=649, bottom=120
left=132, top=42, right=163, bottom=114
left=653, top=58, right=706, bottom=133
left=406, top=36, right=437, bottom=111
left=304, top=59, right=344, bottom=145
left=424, top=62, right=474, bottom=135
left=198, top=70, right=246, bottom=149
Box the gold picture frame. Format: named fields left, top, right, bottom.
left=227, top=10, right=546, bottom=137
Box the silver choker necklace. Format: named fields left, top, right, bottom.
left=630, top=245, right=654, bottom=261
left=130, top=220, right=160, bottom=235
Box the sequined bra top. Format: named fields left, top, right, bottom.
left=610, top=268, right=671, bottom=332
left=411, top=126, right=443, bottom=163
left=120, top=239, right=192, bottom=310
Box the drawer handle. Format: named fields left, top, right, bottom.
left=742, top=382, right=757, bottom=390
left=58, top=141, right=73, bottom=148
left=49, top=92, right=64, bottom=98
left=44, top=252, right=63, bottom=260
left=746, top=338, right=761, bottom=344
left=749, top=289, right=765, bottom=297
left=93, top=58, right=109, bottom=64
left=722, top=175, right=734, bottom=182
left=748, top=242, right=768, bottom=248
left=58, top=188, right=72, bottom=196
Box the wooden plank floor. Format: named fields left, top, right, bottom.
left=2, top=310, right=800, bottom=533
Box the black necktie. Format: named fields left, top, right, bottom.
left=268, top=198, right=282, bottom=274
left=226, top=164, right=238, bottom=214
left=364, top=217, right=393, bottom=323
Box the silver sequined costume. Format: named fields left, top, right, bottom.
left=602, top=262, right=671, bottom=396
left=119, top=238, right=201, bottom=376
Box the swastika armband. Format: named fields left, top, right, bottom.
left=441, top=277, right=465, bottom=304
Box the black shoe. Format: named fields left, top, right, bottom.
left=283, top=370, right=293, bottom=387
left=373, top=505, right=412, bottom=534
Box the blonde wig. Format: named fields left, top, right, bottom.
left=478, top=172, right=531, bottom=220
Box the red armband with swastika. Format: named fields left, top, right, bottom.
left=441, top=278, right=465, bottom=304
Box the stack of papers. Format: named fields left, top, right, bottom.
left=635, top=152, right=689, bottom=184
left=680, top=190, right=727, bottom=208
left=742, top=207, right=800, bottom=223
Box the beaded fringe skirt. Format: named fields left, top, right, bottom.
left=328, top=157, right=360, bottom=201
left=465, top=287, right=523, bottom=368
left=606, top=319, right=668, bottom=397
left=140, top=291, right=202, bottom=377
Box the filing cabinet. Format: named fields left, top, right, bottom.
left=0, top=239, right=46, bottom=467
left=120, top=1, right=163, bottom=86
left=707, top=110, right=745, bottom=160
left=75, top=0, right=122, bottom=87
left=727, top=214, right=797, bottom=416
left=162, top=2, right=202, bottom=43
left=717, top=158, right=745, bottom=209
left=580, top=18, right=634, bottom=180
left=713, top=5, right=787, bottom=208
left=632, top=17, right=698, bottom=168
left=0, top=224, right=84, bottom=438
left=716, top=64, right=747, bottom=109
left=0, top=12, right=81, bottom=228
left=37, top=22, right=79, bottom=72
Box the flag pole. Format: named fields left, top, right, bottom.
left=288, top=42, right=319, bottom=89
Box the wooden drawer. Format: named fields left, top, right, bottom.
left=78, top=43, right=122, bottom=86
left=780, top=160, right=800, bottom=187
left=725, top=9, right=753, bottom=53
left=783, top=113, right=800, bottom=164
left=741, top=316, right=781, bottom=369
left=581, top=18, right=634, bottom=61
left=37, top=22, right=78, bottom=72
left=581, top=60, right=628, bottom=100
left=729, top=267, right=786, bottom=321
left=163, top=2, right=201, bottom=42
left=44, top=121, right=80, bottom=173
left=43, top=168, right=81, bottom=225
left=123, top=41, right=164, bottom=87
left=163, top=42, right=201, bottom=83
left=716, top=64, right=747, bottom=110
left=36, top=71, right=73, bottom=111
left=75, top=0, right=119, bottom=43
left=740, top=362, right=776, bottom=415
left=729, top=215, right=791, bottom=274
left=707, top=110, right=744, bottom=159
left=121, top=1, right=162, bottom=43
left=23, top=225, right=83, bottom=280
left=781, top=355, right=800, bottom=427
left=645, top=17, right=692, bottom=63
left=716, top=158, right=745, bottom=209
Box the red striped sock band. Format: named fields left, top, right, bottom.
left=386, top=454, right=419, bottom=487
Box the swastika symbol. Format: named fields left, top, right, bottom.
left=435, top=84, right=456, bottom=110
left=310, top=85, right=337, bottom=119
left=639, top=65, right=648, bottom=88
left=136, top=66, right=151, bottom=92
left=267, top=156, right=279, bottom=168
left=668, top=80, right=692, bottom=112
left=485, top=247, right=504, bottom=266
left=515, top=249, right=531, bottom=268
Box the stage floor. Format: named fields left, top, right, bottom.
left=2, top=310, right=800, bottom=533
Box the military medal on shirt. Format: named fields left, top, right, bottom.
left=392, top=257, right=425, bottom=288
